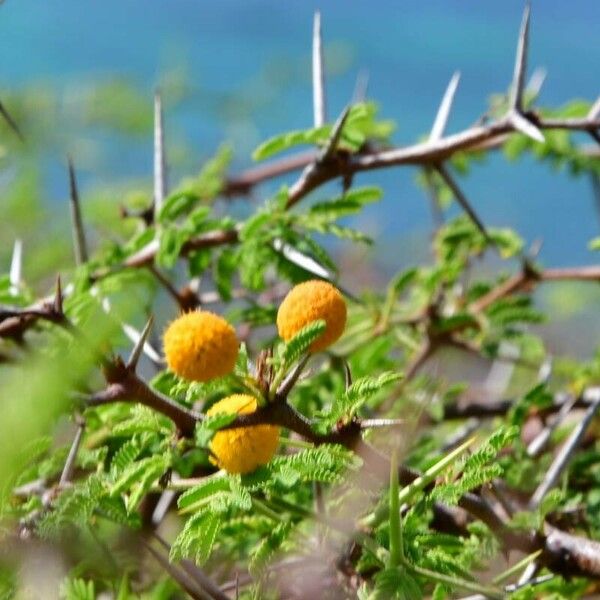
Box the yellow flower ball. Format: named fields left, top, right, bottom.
left=207, top=394, right=280, bottom=474
left=163, top=310, right=239, bottom=382
left=277, top=280, right=347, bottom=352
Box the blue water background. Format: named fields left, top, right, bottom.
left=1, top=0, right=599, bottom=269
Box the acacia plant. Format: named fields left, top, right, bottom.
left=2, top=7, right=600, bottom=600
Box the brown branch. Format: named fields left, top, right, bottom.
left=285, top=115, right=600, bottom=208
left=87, top=360, right=200, bottom=437
left=471, top=263, right=600, bottom=313
left=123, top=228, right=239, bottom=269
left=92, top=111, right=600, bottom=276
left=0, top=278, right=71, bottom=339
left=224, top=401, right=362, bottom=449
left=222, top=150, right=317, bottom=197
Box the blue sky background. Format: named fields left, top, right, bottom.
left=1, top=0, right=599, bottom=268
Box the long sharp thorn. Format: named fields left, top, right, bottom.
left=153, top=91, right=167, bottom=220
left=271, top=237, right=360, bottom=302
left=312, top=11, right=327, bottom=127
left=122, top=322, right=162, bottom=365
left=321, top=104, right=351, bottom=160
left=9, top=239, right=22, bottom=291
left=0, top=99, right=24, bottom=142
left=352, top=68, right=369, bottom=103
left=276, top=354, right=310, bottom=399
left=68, top=157, right=89, bottom=265
left=54, top=275, right=64, bottom=315
left=529, top=388, right=600, bottom=509
left=272, top=238, right=331, bottom=279
left=430, top=71, right=461, bottom=141
left=436, top=164, right=491, bottom=242
left=510, top=110, right=545, bottom=143
left=343, top=359, right=352, bottom=390
left=525, top=67, right=547, bottom=104
left=59, top=418, right=85, bottom=486
left=510, top=3, right=531, bottom=112
left=126, top=315, right=155, bottom=370
left=588, top=95, right=600, bottom=121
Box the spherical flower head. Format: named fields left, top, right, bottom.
left=207, top=394, right=280, bottom=474
left=277, top=280, right=347, bottom=352
left=163, top=310, right=239, bottom=382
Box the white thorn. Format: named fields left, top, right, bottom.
left=272, top=238, right=331, bottom=280
left=430, top=71, right=461, bottom=141
left=153, top=91, right=167, bottom=219
left=510, top=4, right=531, bottom=112
left=510, top=110, right=545, bottom=143
left=352, top=68, right=369, bottom=104
left=588, top=95, right=600, bottom=121
left=122, top=322, right=163, bottom=365
left=9, top=239, right=22, bottom=293
left=525, top=67, right=547, bottom=102
left=312, top=11, right=327, bottom=128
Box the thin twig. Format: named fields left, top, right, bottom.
left=436, top=163, right=490, bottom=240
left=152, top=533, right=230, bottom=600
left=142, top=539, right=212, bottom=600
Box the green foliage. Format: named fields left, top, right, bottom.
left=431, top=426, right=518, bottom=505
left=171, top=509, right=222, bottom=565
left=252, top=102, right=394, bottom=160
left=2, top=31, right=600, bottom=600
left=278, top=320, right=326, bottom=367
left=323, top=371, right=402, bottom=427
left=60, top=577, right=96, bottom=600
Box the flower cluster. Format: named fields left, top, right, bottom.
left=162, top=280, right=347, bottom=473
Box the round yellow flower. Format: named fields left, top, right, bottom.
left=277, top=280, right=347, bottom=352
left=207, top=394, right=280, bottom=474
left=163, top=310, right=239, bottom=382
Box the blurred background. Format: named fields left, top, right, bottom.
left=1, top=0, right=599, bottom=354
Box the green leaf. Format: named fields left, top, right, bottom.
left=111, top=454, right=168, bottom=497
left=327, top=372, right=402, bottom=425
left=369, top=568, right=422, bottom=600
left=252, top=126, right=329, bottom=161
left=60, top=577, right=95, bottom=600
left=306, top=186, right=383, bottom=222
left=195, top=412, right=239, bottom=448
left=240, top=211, right=273, bottom=241
left=249, top=522, right=292, bottom=576
left=171, top=510, right=221, bottom=565
left=280, top=320, right=326, bottom=366
left=156, top=226, right=186, bottom=268
left=158, top=191, right=198, bottom=223
left=252, top=103, right=394, bottom=161
left=178, top=475, right=231, bottom=510
left=214, top=248, right=237, bottom=301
